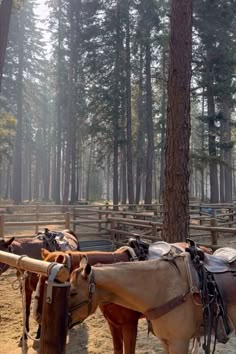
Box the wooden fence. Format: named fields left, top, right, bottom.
left=1, top=202, right=236, bottom=247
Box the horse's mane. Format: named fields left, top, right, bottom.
left=93, top=256, right=181, bottom=271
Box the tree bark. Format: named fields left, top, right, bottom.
left=162, top=0, right=192, bottom=242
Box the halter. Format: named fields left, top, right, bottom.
left=68, top=270, right=96, bottom=327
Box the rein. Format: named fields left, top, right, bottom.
left=69, top=270, right=96, bottom=326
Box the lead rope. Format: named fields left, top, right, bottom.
left=19, top=270, right=40, bottom=352
left=19, top=269, right=28, bottom=354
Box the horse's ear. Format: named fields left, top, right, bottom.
left=41, top=248, right=50, bottom=259
left=80, top=255, right=88, bottom=268
left=55, top=254, right=65, bottom=264
left=80, top=256, right=91, bottom=279
left=6, top=237, right=14, bottom=246
left=82, top=264, right=91, bottom=279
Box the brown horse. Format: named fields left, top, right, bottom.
left=0, top=229, right=79, bottom=341
left=35, top=242, right=212, bottom=354
left=68, top=252, right=236, bottom=354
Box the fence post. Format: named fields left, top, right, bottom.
left=152, top=222, right=157, bottom=239
left=0, top=214, right=5, bottom=238
left=229, top=206, right=234, bottom=227
left=35, top=203, right=39, bottom=234
left=210, top=210, right=218, bottom=245
left=98, top=206, right=102, bottom=232
left=65, top=212, right=70, bottom=229
left=40, top=280, right=70, bottom=354
left=110, top=217, right=116, bottom=241
left=199, top=203, right=203, bottom=225
left=72, top=208, right=76, bottom=232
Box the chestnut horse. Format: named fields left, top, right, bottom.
left=35, top=242, right=212, bottom=354
left=0, top=229, right=79, bottom=341
left=68, top=253, right=236, bottom=354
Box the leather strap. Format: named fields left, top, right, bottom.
left=144, top=290, right=190, bottom=320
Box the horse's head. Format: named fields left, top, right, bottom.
left=0, top=236, right=15, bottom=251
left=0, top=237, right=15, bottom=275
left=41, top=248, right=72, bottom=269
left=33, top=248, right=72, bottom=324
left=68, top=256, right=98, bottom=329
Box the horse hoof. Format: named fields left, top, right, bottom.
left=32, top=340, right=40, bottom=350
left=18, top=338, right=28, bottom=348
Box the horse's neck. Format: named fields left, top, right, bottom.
left=70, top=251, right=130, bottom=270
left=94, top=257, right=189, bottom=314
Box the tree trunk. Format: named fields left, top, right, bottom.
left=219, top=119, right=225, bottom=203
left=207, top=85, right=219, bottom=203
left=12, top=5, right=25, bottom=204
left=162, top=0, right=192, bottom=242
left=222, top=100, right=232, bottom=202
left=0, top=0, right=13, bottom=91
left=106, top=154, right=110, bottom=201
left=112, top=1, right=122, bottom=211
left=125, top=0, right=134, bottom=206
left=55, top=0, right=63, bottom=204
left=144, top=30, right=154, bottom=206
left=86, top=141, right=93, bottom=201
left=135, top=46, right=145, bottom=204
left=159, top=41, right=167, bottom=200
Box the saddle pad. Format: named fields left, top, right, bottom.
left=148, top=241, right=172, bottom=260
left=214, top=247, right=236, bottom=263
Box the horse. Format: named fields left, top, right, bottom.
left=68, top=251, right=236, bottom=354
left=0, top=228, right=79, bottom=342
left=35, top=242, right=212, bottom=354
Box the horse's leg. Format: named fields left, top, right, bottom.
left=36, top=324, right=41, bottom=339
left=24, top=286, right=33, bottom=336
left=190, top=337, right=199, bottom=354
left=107, top=322, right=123, bottom=354
left=168, top=340, right=190, bottom=354
left=18, top=285, right=32, bottom=346
left=122, top=321, right=138, bottom=354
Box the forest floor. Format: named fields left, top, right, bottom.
left=1, top=223, right=236, bottom=353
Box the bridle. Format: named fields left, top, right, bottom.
left=68, top=270, right=96, bottom=327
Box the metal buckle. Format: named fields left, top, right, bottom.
left=89, top=282, right=96, bottom=293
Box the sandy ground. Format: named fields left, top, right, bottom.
left=1, top=225, right=236, bottom=353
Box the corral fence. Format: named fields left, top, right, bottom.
left=1, top=202, right=236, bottom=247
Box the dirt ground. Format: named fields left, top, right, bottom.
left=1, top=225, right=236, bottom=353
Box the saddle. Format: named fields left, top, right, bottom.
left=128, top=237, right=185, bottom=261
left=36, top=228, right=73, bottom=252
left=186, top=239, right=236, bottom=352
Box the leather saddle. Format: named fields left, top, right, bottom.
left=128, top=237, right=185, bottom=261
left=37, top=228, right=69, bottom=251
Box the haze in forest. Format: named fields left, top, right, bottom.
left=0, top=0, right=235, bottom=211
